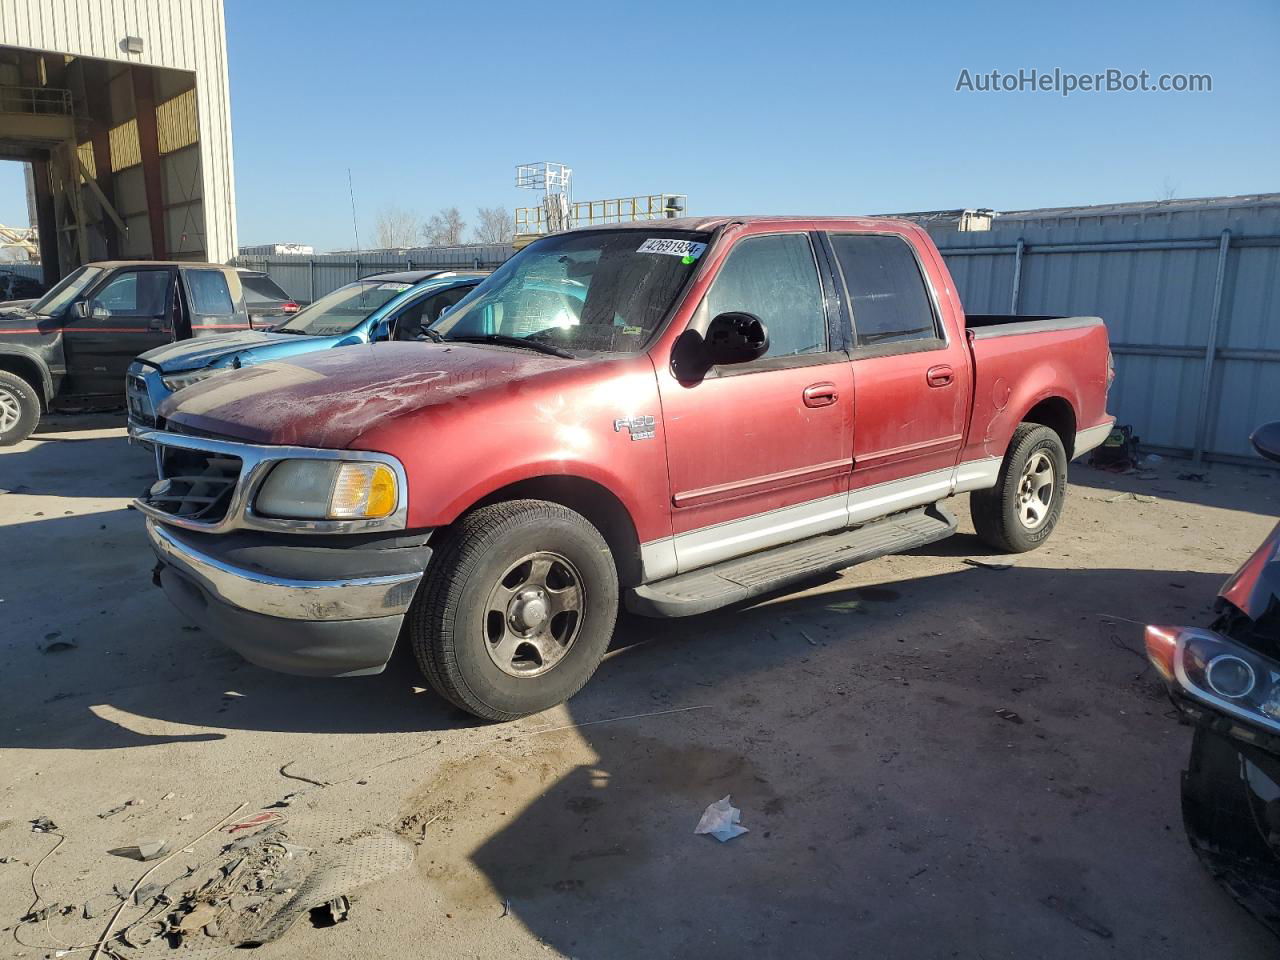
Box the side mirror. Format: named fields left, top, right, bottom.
left=1250, top=422, right=1280, bottom=464
left=73, top=301, right=90, bottom=319
left=705, top=311, right=769, bottom=365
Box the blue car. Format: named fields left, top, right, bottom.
left=126, top=269, right=484, bottom=436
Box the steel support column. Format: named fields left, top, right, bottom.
left=131, top=67, right=167, bottom=259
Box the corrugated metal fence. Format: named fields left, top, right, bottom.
left=232, top=244, right=513, bottom=304
left=0, top=262, right=42, bottom=280
left=935, top=199, right=1280, bottom=464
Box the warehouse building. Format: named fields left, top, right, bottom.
left=0, top=0, right=236, bottom=285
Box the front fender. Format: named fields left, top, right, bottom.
left=0, top=344, right=55, bottom=402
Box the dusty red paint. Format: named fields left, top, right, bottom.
left=162, top=217, right=1113, bottom=546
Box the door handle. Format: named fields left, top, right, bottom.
left=926, top=364, right=954, bottom=387
left=803, top=382, right=839, bottom=407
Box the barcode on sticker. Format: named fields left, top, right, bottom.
left=637, top=238, right=707, bottom=259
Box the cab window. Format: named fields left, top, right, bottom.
left=89, top=269, right=170, bottom=318
left=699, top=234, right=828, bottom=359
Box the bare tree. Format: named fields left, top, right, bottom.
left=473, top=206, right=513, bottom=244
left=1157, top=177, right=1179, bottom=203
left=422, top=207, right=466, bottom=246
left=373, top=205, right=420, bottom=249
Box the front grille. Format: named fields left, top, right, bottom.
left=142, top=446, right=242, bottom=524
left=126, top=373, right=156, bottom=427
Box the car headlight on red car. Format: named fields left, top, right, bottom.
left=254, top=460, right=399, bottom=521
left=1146, top=624, right=1280, bottom=732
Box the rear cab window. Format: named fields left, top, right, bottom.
left=827, top=233, right=942, bottom=354
left=239, top=274, right=292, bottom=306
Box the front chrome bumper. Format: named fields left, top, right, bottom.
left=146, top=518, right=429, bottom=677
left=147, top=519, right=422, bottom=621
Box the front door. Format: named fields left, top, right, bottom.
left=823, top=231, right=971, bottom=521
left=658, top=231, right=854, bottom=574
left=63, top=267, right=176, bottom=396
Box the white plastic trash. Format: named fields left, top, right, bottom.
left=694, top=795, right=749, bottom=842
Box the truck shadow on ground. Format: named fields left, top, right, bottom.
left=430, top=562, right=1274, bottom=959
left=1, top=540, right=1225, bottom=753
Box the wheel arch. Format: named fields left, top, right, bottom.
left=1018, top=395, right=1077, bottom=459
left=0, top=348, right=52, bottom=407
left=465, top=475, right=644, bottom=588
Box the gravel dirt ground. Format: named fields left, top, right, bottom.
left=2, top=414, right=1279, bottom=959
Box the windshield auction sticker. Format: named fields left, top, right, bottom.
left=637, top=238, right=707, bottom=259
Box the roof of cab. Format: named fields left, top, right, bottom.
left=568, top=215, right=918, bottom=233
left=87, top=260, right=233, bottom=270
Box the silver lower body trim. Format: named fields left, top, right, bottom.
left=640, top=456, right=1005, bottom=580
left=1073, top=419, right=1116, bottom=460
left=146, top=519, right=422, bottom=621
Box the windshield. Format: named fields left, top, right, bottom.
left=31, top=265, right=103, bottom=316
left=278, top=279, right=413, bottom=335
left=432, top=229, right=711, bottom=355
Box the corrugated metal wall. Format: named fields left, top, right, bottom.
left=234, top=244, right=514, bottom=302
left=936, top=197, right=1280, bottom=463
left=0, top=0, right=238, bottom=261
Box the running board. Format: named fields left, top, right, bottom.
left=626, top=504, right=956, bottom=618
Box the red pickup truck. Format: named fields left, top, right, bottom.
left=135, top=217, right=1113, bottom=720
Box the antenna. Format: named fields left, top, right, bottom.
left=347, top=167, right=362, bottom=263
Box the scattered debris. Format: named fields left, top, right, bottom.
left=280, top=761, right=330, bottom=788
left=1177, top=472, right=1208, bottom=483
left=500, top=898, right=511, bottom=918
left=97, top=798, right=143, bottom=819
left=161, top=792, right=176, bottom=801
left=963, top=558, right=1013, bottom=571
left=38, top=635, right=77, bottom=653
left=82, top=894, right=122, bottom=919
left=224, top=811, right=284, bottom=834
left=908, top=866, right=928, bottom=879
left=695, top=795, right=749, bottom=842
left=325, top=895, right=350, bottom=924
left=0, top=856, right=17, bottom=864
left=1104, top=492, right=1157, bottom=504
left=1041, top=894, right=1113, bottom=939
left=995, top=708, right=1025, bottom=725
left=30, top=816, right=58, bottom=833
left=108, top=839, right=170, bottom=861
left=800, top=629, right=819, bottom=646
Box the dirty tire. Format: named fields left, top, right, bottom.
left=409, top=499, right=618, bottom=722
left=0, top=369, right=40, bottom=446
left=971, top=423, right=1068, bottom=553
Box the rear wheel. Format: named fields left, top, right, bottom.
left=0, top=370, right=40, bottom=446
left=971, top=423, right=1068, bottom=553
left=409, top=499, right=619, bottom=722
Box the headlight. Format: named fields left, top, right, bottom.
left=1146, top=624, right=1280, bottom=733
left=254, top=460, right=398, bottom=520
left=161, top=368, right=221, bottom=392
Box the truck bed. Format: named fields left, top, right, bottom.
left=961, top=313, right=1112, bottom=464
left=966, top=314, right=1104, bottom=338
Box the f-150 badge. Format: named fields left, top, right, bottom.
left=614, top=415, right=656, bottom=441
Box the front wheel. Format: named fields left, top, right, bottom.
left=0, top=370, right=40, bottom=446
left=970, top=423, right=1068, bottom=553
left=409, top=499, right=619, bottom=722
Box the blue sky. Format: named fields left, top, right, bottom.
left=2, top=0, right=1276, bottom=251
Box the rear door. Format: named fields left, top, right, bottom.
left=182, top=268, right=250, bottom=338
left=62, top=267, right=176, bottom=395
left=658, top=230, right=855, bottom=573
left=823, top=231, right=971, bottom=520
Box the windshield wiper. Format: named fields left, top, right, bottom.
left=417, top=327, right=445, bottom=343
left=273, top=327, right=310, bottom=335
left=446, top=333, right=575, bottom=359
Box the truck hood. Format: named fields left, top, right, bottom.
left=137, top=329, right=296, bottom=371
left=160, top=341, right=574, bottom=449
left=0, top=298, right=37, bottom=312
